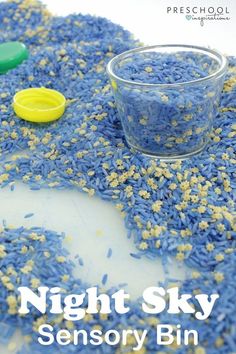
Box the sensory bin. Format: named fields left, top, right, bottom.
left=0, top=0, right=236, bottom=353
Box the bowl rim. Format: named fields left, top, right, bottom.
left=106, top=44, right=228, bottom=88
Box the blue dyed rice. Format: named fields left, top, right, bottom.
left=106, top=248, right=112, bottom=258
left=24, top=213, right=34, bottom=219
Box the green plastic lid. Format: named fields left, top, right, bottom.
left=0, top=41, right=28, bottom=74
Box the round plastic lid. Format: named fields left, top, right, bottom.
left=0, top=41, right=28, bottom=74
left=13, top=87, right=66, bottom=123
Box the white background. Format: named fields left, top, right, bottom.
left=0, top=0, right=235, bottom=353
left=42, top=0, right=236, bottom=54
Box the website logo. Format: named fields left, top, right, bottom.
left=167, top=6, right=230, bottom=26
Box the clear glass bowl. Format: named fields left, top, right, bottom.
left=107, top=44, right=228, bottom=160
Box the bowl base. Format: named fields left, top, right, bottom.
left=127, top=140, right=209, bottom=162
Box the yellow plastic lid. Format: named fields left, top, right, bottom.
left=13, top=87, right=66, bottom=123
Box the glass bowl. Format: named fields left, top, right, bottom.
left=107, top=44, right=228, bottom=160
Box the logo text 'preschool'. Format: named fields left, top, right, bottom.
left=166, top=6, right=230, bottom=26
